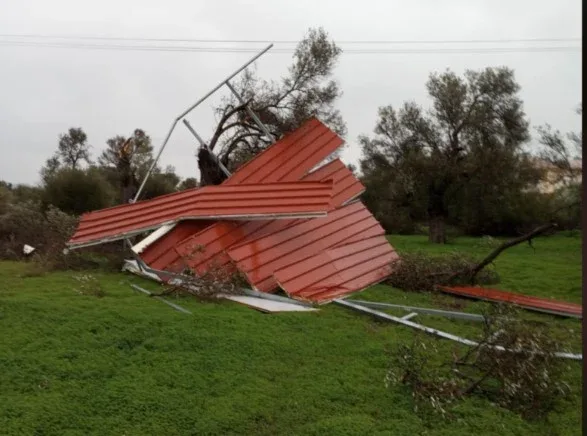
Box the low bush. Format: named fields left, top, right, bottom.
left=0, top=201, right=125, bottom=272
left=386, top=251, right=500, bottom=292
left=386, top=305, right=574, bottom=421
left=73, top=273, right=106, bottom=297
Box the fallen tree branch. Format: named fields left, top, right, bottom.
left=445, top=222, right=558, bottom=285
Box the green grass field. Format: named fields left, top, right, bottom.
left=0, top=234, right=582, bottom=435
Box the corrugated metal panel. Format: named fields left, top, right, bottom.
left=438, top=286, right=582, bottom=318
left=273, top=236, right=398, bottom=303
left=224, top=118, right=343, bottom=186
left=139, top=221, right=213, bottom=271
left=299, top=159, right=364, bottom=207
left=172, top=220, right=271, bottom=276
left=67, top=180, right=334, bottom=248
left=227, top=201, right=387, bottom=293
left=136, top=115, right=354, bottom=273
left=170, top=160, right=365, bottom=279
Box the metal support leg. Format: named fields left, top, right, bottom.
left=182, top=119, right=231, bottom=177
left=225, top=80, right=276, bottom=143
left=132, top=44, right=273, bottom=202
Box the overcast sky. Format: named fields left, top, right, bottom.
left=0, top=0, right=581, bottom=185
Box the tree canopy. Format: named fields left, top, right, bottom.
left=2, top=34, right=580, bottom=243
left=360, top=67, right=540, bottom=242
left=197, top=27, right=346, bottom=186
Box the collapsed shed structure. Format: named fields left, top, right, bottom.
left=66, top=117, right=398, bottom=303
left=62, top=44, right=581, bottom=360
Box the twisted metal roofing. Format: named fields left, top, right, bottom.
left=224, top=117, right=344, bottom=186
left=138, top=221, right=213, bottom=271
left=66, top=116, right=396, bottom=303
left=67, top=180, right=333, bottom=248
left=170, top=159, right=364, bottom=278
left=227, top=201, right=387, bottom=293
left=273, top=236, right=399, bottom=303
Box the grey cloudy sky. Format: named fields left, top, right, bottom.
left=0, top=0, right=581, bottom=185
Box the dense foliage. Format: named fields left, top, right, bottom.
left=358, top=67, right=565, bottom=242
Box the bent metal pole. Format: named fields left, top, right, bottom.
left=133, top=43, right=273, bottom=202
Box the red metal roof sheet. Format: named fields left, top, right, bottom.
left=437, top=286, right=582, bottom=318
left=172, top=220, right=278, bottom=276
left=137, top=118, right=352, bottom=273
left=227, top=201, right=387, bottom=293
left=168, top=160, right=364, bottom=278
left=274, top=236, right=398, bottom=303
left=67, top=180, right=334, bottom=248
left=139, top=221, right=213, bottom=271
left=224, top=117, right=344, bottom=186
left=298, top=158, right=364, bottom=207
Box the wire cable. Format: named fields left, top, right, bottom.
left=0, top=40, right=581, bottom=54
left=0, top=33, right=581, bottom=45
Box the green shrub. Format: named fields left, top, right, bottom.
left=42, top=168, right=116, bottom=215
left=386, top=305, right=574, bottom=421
left=386, top=251, right=500, bottom=292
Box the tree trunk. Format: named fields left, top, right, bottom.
left=198, top=148, right=228, bottom=186
left=117, top=159, right=136, bottom=203
left=429, top=215, right=447, bottom=244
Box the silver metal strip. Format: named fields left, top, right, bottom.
left=334, top=299, right=582, bottom=361
left=225, top=80, right=275, bottom=143
left=346, top=299, right=486, bottom=322
left=130, top=283, right=192, bottom=315
left=182, top=119, right=231, bottom=177
left=133, top=44, right=273, bottom=202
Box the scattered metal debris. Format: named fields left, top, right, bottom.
left=130, top=283, right=192, bottom=315
left=122, top=259, right=162, bottom=282
left=334, top=299, right=582, bottom=361
left=68, top=45, right=397, bottom=302
left=221, top=295, right=319, bottom=313
left=437, top=286, right=582, bottom=319
left=61, top=43, right=576, bottom=322
left=241, top=287, right=314, bottom=308
left=346, top=300, right=486, bottom=322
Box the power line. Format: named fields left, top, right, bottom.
left=0, top=40, right=581, bottom=54
left=0, top=33, right=581, bottom=45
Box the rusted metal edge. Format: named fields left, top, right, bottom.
left=341, top=191, right=365, bottom=206
left=334, top=299, right=582, bottom=361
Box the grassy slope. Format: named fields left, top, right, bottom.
left=0, top=234, right=581, bottom=435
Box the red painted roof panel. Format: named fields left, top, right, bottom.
left=140, top=221, right=213, bottom=271
left=227, top=201, right=387, bottom=293
left=438, top=286, right=582, bottom=318
left=274, top=236, right=398, bottom=303
left=67, top=180, right=333, bottom=247
left=167, top=159, right=363, bottom=277
left=225, top=117, right=344, bottom=186
left=136, top=115, right=355, bottom=274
